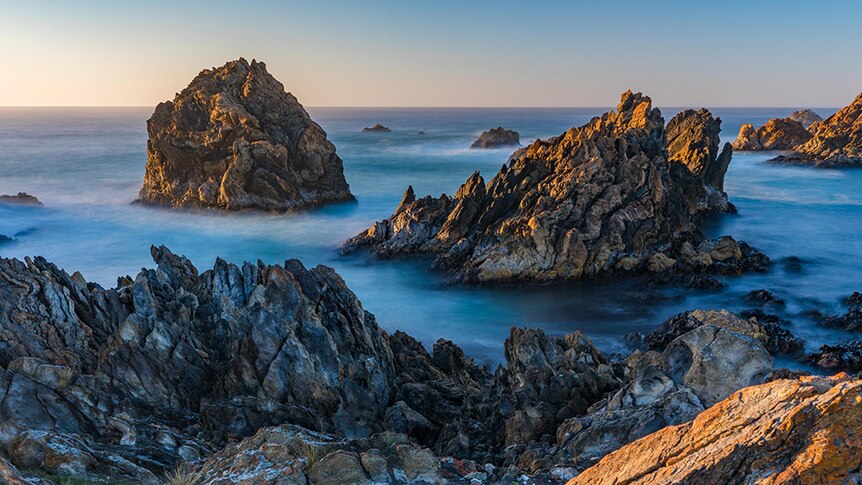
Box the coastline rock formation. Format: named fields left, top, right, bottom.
left=0, top=249, right=805, bottom=483
left=138, top=58, right=353, bottom=210
left=0, top=192, right=42, bottom=206
left=363, top=123, right=392, bottom=132
left=772, top=92, right=862, bottom=166
left=570, top=374, right=862, bottom=485
left=731, top=117, right=813, bottom=151
left=344, top=91, right=767, bottom=286
left=470, top=127, right=520, bottom=149
left=789, top=108, right=823, bottom=128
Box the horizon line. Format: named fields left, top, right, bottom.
left=0, top=105, right=840, bottom=110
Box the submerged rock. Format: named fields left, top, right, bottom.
left=0, top=192, right=42, bottom=206
left=344, top=91, right=766, bottom=286
left=363, top=123, right=392, bottom=132
left=773, top=92, right=862, bottom=166
left=470, top=127, right=520, bottom=148
left=731, top=117, right=813, bottom=151
left=789, top=108, right=823, bottom=128
left=570, top=374, right=862, bottom=484
left=138, top=58, right=353, bottom=210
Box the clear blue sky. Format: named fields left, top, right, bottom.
left=1, top=0, right=860, bottom=107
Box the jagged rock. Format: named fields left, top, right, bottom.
left=789, top=109, right=823, bottom=128
left=820, top=291, right=862, bottom=330
left=363, top=123, right=391, bottom=132
left=744, top=288, right=784, bottom=306
left=344, top=91, right=767, bottom=286
left=470, top=127, right=520, bottom=149
left=138, top=58, right=352, bottom=210
left=731, top=117, right=812, bottom=151
left=805, top=341, right=862, bottom=373
left=0, top=192, right=42, bottom=206
left=569, top=374, right=862, bottom=484
left=773, top=92, right=862, bottom=166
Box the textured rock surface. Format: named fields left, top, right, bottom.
left=139, top=58, right=352, bottom=210
left=0, top=192, right=42, bottom=206
left=731, top=117, right=813, bottom=151
left=570, top=374, right=862, bottom=484
left=344, top=91, right=766, bottom=286
left=806, top=341, right=862, bottom=373
left=820, top=290, right=862, bottom=331
left=789, top=109, right=823, bottom=128
left=774, top=92, right=862, bottom=166
left=470, top=127, right=520, bottom=148
left=363, top=123, right=392, bottom=132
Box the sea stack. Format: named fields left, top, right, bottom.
left=344, top=91, right=766, bottom=286
left=0, top=192, right=42, bottom=206
left=138, top=58, right=353, bottom=210
left=363, top=123, right=392, bottom=132
left=732, top=117, right=813, bottom=151
left=789, top=109, right=823, bottom=128
left=781, top=92, right=862, bottom=166
left=470, top=127, right=520, bottom=148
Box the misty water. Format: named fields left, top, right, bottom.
left=1, top=106, right=859, bottom=367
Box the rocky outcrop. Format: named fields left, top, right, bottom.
left=363, top=123, right=392, bottom=132
left=470, top=127, right=520, bottom=148
left=344, top=91, right=767, bottom=286
left=773, top=92, right=862, bottom=166
left=731, top=117, right=813, bottom=151
left=0, top=192, right=42, bottom=206
left=138, top=58, right=353, bottom=210
left=806, top=342, right=862, bottom=373
left=789, top=109, right=823, bottom=128
left=570, top=374, right=862, bottom=484
left=820, top=291, right=862, bottom=331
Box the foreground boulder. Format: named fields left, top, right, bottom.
left=344, top=91, right=767, bottom=286
left=570, top=374, right=862, bottom=484
left=470, top=127, right=520, bottom=148
left=731, top=117, right=813, bottom=151
left=0, top=192, right=42, bottom=206
left=138, top=58, right=353, bottom=210
left=773, top=92, right=862, bottom=166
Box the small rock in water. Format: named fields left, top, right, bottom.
left=0, top=192, right=42, bottom=206
left=362, top=123, right=391, bottom=132
left=744, top=289, right=785, bottom=306
left=470, top=126, right=520, bottom=148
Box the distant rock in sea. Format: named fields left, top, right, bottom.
left=732, top=117, right=813, bottom=151
left=773, top=92, right=862, bottom=166
left=344, top=90, right=767, bottom=286
left=0, top=234, right=12, bottom=244
left=363, top=123, right=392, bottom=132
left=0, top=192, right=42, bottom=206
left=138, top=58, right=353, bottom=210
left=417, top=130, right=425, bottom=135
left=470, top=126, right=520, bottom=148
left=789, top=108, right=823, bottom=128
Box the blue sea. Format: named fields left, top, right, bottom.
left=1, top=106, right=858, bottom=367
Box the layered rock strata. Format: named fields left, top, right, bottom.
left=344, top=91, right=767, bottom=286
left=138, top=58, right=353, bottom=210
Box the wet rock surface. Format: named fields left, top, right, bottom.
left=138, top=58, right=353, bottom=210
left=0, top=192, right=42, bottom=206
left=569, top=374, right=862, bottom=485
left=470, top=127, right=520, bottom=148
left=344, top=91, right=767, bottom=286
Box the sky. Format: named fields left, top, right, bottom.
left=1, top=0, right=860, bottom=107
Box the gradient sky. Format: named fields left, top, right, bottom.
left=1, top=0, right=860, bottom=107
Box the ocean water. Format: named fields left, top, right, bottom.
left=1, top=105, right=858, bottom=367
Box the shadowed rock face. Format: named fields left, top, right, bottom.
left=471, top=127, right=521, bottom=148
left=569, top=374, right=862, bottom=485
left=344, top=91, right=766, bottom=286
left=732, top=117, right=813, bottom=151
left=139, top=58, right=353, bottom=210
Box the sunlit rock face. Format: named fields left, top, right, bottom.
left=139, top=58, right=353, bottom=210
left=786, top=92, right=862, bottom=166
left=569, top=374, right=862, bottom=485
left=344, top=90, right=767, bottom=286
left=731, top=117, right=813, bottom=151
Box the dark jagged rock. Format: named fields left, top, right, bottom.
left=805, top=342, right=862, bottom=373
left=789, top=109, right=823, bottom=128
left=344, top=91, right=767, bottom=286
left=731, top=117, right=812, bottom=151
left=0, top=192, right=42, bottom=206
left=470, top=127, right=520, bottom=149
left=138, top=58, right=353, bottom=210
left=744, top=288, right=785, bottom=306
left=772, top=92, right=862, bottom=166
left=820, top=291, right=862, bottom=331
left=363, top=123, right=392, bottom=132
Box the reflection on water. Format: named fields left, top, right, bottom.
left=0, top=106, right=856, bottom=366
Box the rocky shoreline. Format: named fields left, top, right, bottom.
left=0, top=249, right=859, bottom=484
left=344, top=91, right=767, bottom=287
